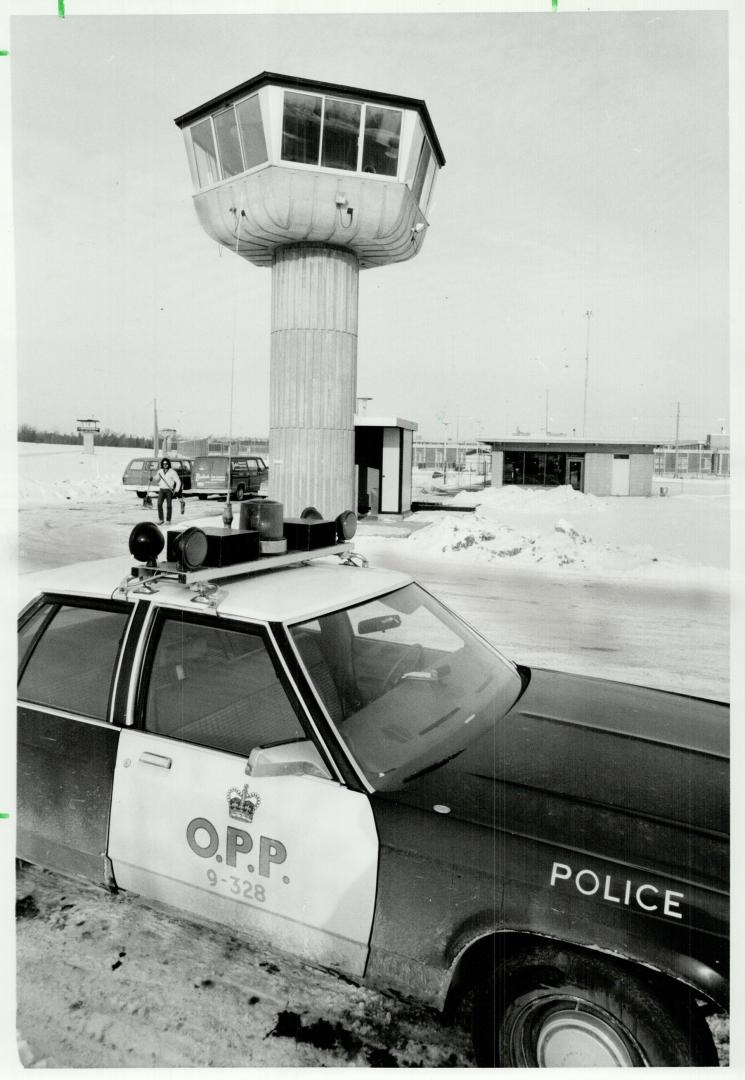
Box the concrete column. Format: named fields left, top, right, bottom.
left=269, top=243, right=359, bottom=518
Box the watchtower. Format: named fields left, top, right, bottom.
left=76, top=418, right=100, bottom=455
left=175, top=72, right=444, bottom=516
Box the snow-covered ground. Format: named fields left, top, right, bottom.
left=379, top=479, right=727, bottom=579
left=17, top=442, right=729, bottom=578
left=10, top=444, right=732, bottom=1068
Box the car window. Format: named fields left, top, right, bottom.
left=17, top=603, right=54, bottom=677
left=18, top=603, right=131, bottom=720
left=143, top=615, right=305, bottom=757
left=128, top=460, right=144, bottom=471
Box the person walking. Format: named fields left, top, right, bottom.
left=156, top=458, right=181, bottom=525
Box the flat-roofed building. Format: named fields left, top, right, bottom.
left=481, top=438, right=656, bottom=496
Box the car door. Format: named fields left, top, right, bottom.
left=107, top=608, right=379, bottom=977
left=17, top=595, right=138, bottom=882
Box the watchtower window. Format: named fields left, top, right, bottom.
left=282, top=91, right=322, bottom=165
left=236, top=95, right=268, bottom=170
left=321, top=98, right=361, bottom=170
left=214, top=107, right=244, bottom=178
left=412, top=138, right=432, bottom=204
left=362, top=105, right=401, bottom=176
left=281, top=91, right=403, bottom=177
left=191, top=118, right=220, bottom=188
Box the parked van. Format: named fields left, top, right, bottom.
left=121, top=457, right=193, bottom=498
left=191, top=455, right=268, bottom=500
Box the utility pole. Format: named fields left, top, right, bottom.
left=582, top=310, right=592, bottom=437
left=545, top=389, right=550, bottom=436
left=673, top=401, right=680, bottom=479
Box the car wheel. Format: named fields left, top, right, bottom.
left=198, top=495, right=207, bottom=501
left=136, top=490, right=146, bottom=499
left=235, top=485, right=245, bottom=502
left=471, top=944, right=717, bottom=1067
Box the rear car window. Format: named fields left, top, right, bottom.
left=18, top=603, right=131, bottom=720
left=143, top=615, right=305, bottom=756
left=17, top=603, right=54, bottom=676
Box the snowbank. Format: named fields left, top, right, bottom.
left=363, top=482, right=729, bottom=580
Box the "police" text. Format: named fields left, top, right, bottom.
left=550, top=861, right=684, bottom=919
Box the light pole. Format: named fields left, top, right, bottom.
left=582, top=310, right=592, bottom=437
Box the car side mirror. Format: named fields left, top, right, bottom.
left=245, top=741, right=332, bottom=781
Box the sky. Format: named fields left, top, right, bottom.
left=6, top=5, right=732, bottom=445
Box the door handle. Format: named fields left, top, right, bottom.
left=139, top=751, right=172, bottom=769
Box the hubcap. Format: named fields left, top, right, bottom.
left=535, top=1007, right=637, bottom=1067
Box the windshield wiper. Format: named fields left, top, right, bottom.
left=402, top=748, right=466, bottom=784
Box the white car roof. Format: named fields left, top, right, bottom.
left=19, top=554, right=413, bottom=625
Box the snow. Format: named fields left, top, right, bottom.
left=17, top=445, right=729, bottom=581
left=359, top=476, right=728, bottom=584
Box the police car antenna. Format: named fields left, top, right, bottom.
left=222, top=191, right=245, bottom=529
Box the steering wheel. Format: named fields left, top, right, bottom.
left=380, top=645, right=424, bottom=694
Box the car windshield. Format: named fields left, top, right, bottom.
left=288, top=583, right=522, bottom=790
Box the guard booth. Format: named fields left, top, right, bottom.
left=355, top=417, right=417, bottom=517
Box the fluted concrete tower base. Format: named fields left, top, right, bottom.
left=269, top=244, right=359, bottom=518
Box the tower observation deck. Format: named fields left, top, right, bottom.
left=175, top=72, right=444, bottom=516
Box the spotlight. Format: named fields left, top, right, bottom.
left=335, top=510, right=357, bottom=541
left=129, top=522, right=165, bottom=567
left=170, top=527, right=209, bottom=571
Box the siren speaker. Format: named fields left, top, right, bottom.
left=200, top=527, right=260, bottom=566
left=283, top=518, right=337, bottom=551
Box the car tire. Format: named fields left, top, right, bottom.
left=471, top=944, right=717, bottom=1068
left=198, top=495, right=207, bottom=501
left=235, top=485, right=245, bottom=502
left=136, top=490, right=146, bottom=499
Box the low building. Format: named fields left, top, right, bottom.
left=177, top=436, right=269, bottom=458
left=413, top=439, right=486, bottom=471
left=654, top=434, right=730, bottom=477
left=481, top=438, right=656, bottom=496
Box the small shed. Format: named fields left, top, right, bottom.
left=355, top=416, right=418, bottom=516
left=482, top=438, right=656, bottom=496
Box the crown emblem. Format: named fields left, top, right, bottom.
left=226, top=785, right=261, bottom=822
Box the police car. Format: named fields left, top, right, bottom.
left=16, top=511, right=728, bottom=1068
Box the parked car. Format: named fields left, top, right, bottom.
left=122, top=457, right=193, bottom=498
left=191, top=455, right=268, bottom=500
left=17, top=519, right=728, bottom=1068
